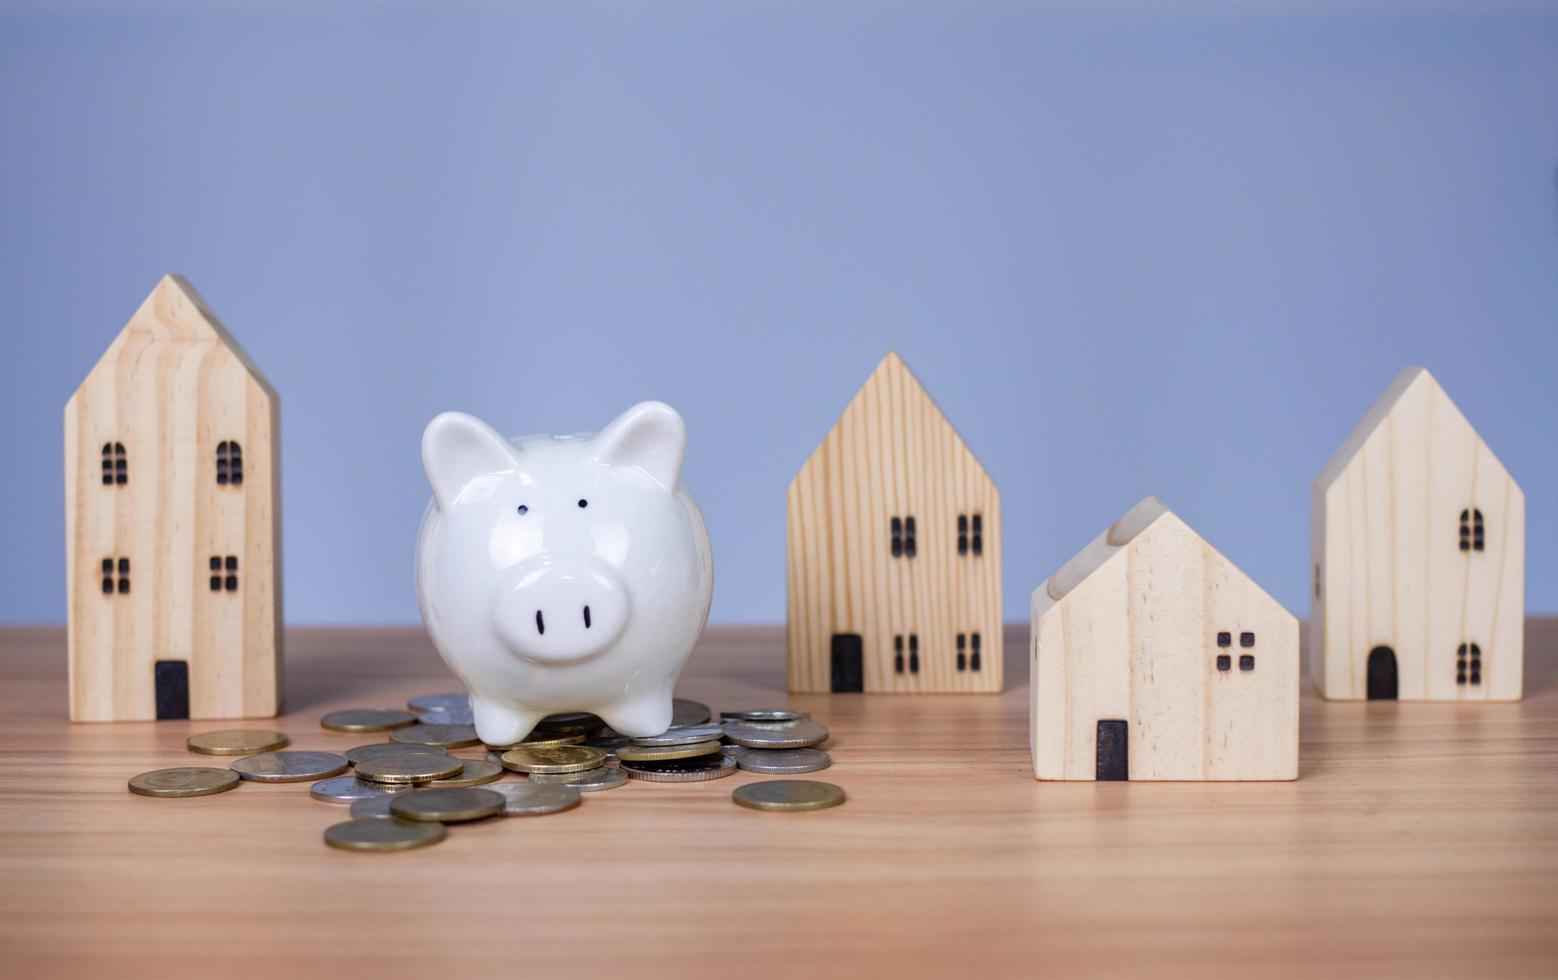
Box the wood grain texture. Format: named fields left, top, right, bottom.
left=65, top=276, right=282, bottom=721
left=1032, top=499, right=1299, bottom=781
left=787, top=351, right=1002, bottom=693
left=1, top=623, right=1556, bottom=980
left=1311, top=367, right=1524, bottom=701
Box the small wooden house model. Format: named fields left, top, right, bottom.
left=1310, top=367, right=1523, bottom=702
left=65, top=275, right=282, bottom=721
left=1030, top=498, right=1298, bottom=781
left=787, top=352, right=1002, bottom=694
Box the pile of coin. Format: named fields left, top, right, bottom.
left=126, top=693, right=847, bottom=851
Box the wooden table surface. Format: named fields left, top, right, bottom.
left=2, top=622, right=1556, bottom=980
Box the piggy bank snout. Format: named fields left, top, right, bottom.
left=493, top=560, right=629, bottom=666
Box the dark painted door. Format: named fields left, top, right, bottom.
left=1367, top=647, right=1398, bottom=700
left=830, top=634, right=864, bottom=693
left=1096, top=719, right=1128, bottom=780
left=155, top=660, right=190, bottom=719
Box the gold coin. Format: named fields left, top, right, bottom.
left=390, top=723, right=482, bottom=748
left=485, top=731, right=586, bottom=751
left=344, top=742, right=449, bottom=766
left=324, top=817, right=446, bottom=852
left=390, top=787, right=506, bottom=823
left=500, top=745, right=607, bottom=774
left=230, top=751, right=350, bottom=783
left=427, top=759, right=504, bottom=788
left=128, top=767, right=242, bottom=798
left=186, top=729, right=289, bottom=756
left=320, top=709, right=417, bottom=733
left=732, top=779, right=846, bottom=812
left=615, top=739, right=722, bottom=763
left=354, top=754, right=465, bottom=784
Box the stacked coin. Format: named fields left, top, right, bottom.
left=616, top=725, right=735, bottom=783
left=720, top=711, right=833, bottom=775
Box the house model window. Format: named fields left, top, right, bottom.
left=890, top=516, right=918, bottom=558
left=957, top=514, right=985, bottom=556
left=100, top=442, right=126, bottom=486
left=1457, top=643, right=1482, bottom=686
left=101, top=557, right=130, bottom=595
left=216, top=441, right=244, bottom=486
left=1459, top=509, right=1485, bottom=552
left=209, top=555, right=239, bottom=592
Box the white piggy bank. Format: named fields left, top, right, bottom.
left=416, top=402, right=713, bottom=745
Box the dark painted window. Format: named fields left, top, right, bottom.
left=903, top=517, right=917, bottom=558
left=894, top=634, right=904, bottom=675
left=1460, top=509, right=1485, bottom=552
left=217, top=441, right=244, bottom=486
left=209, top=554, right=239, bottom=592
left=1457, top=643, right=1482, bottom=686
left=101, top=557, right=130, bottom=595
left=101, top=442, right=126, bottom=486
left=1216, top=654, right=1231, bottom=671
left=970, top=632, right=982, bottom=672
left=890, top=517, right=903, bottom=558
left=957, top=514, right=985, bottom=557
left=956, top=633, right=966, bottom=672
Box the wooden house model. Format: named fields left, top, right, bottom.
left=1310, top=367, right=1523, bottom=702
left=65, top=275, right=282, bottom=721
left=787, top=352, right=1002, bottom=694
left=1030, top=498, right=1298, bottom=781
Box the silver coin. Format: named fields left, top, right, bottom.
left=389, top=723, right=482, bottom=748
left=344, top=742, right=449, bottom=766
left=230, top=751, right=350, bottom=783
left=735, top=748, right=832, bottom=775
left=310, top=775, right=406, bottom=804
left=671, top=698, right=711, bottom=726
left=485, top=781, right=584, bottom=816
left=620, top=754, right=738, bottom=782
left=721, top=745, right=748, bottom=759
left=417, top=707, right=475, bottom=726
left=527, top=766, right=629, bottom=792
left=349, top=793, right=400, bottom=819
left=722, top=719, right=829, bottom=750
left=407, top=692, right=468, bottom=713
left=628, top=724, right=725, bottom=747
left=735, top=709, right=810, bottom=722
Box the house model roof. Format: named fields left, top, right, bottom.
left=790, top=350, right=992, bottom=489
left=73, top=275, right=277, bottom=403
left=1313, top=366, right=1510, bottom=491
left=1033, top=496, right=1285, bottom=622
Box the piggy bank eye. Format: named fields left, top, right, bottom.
left=577, top=499, right=588, bottom=509
left=516, top=505, right=529, bottom=515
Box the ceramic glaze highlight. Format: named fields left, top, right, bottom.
left=416, top=402, right=713, bottom=745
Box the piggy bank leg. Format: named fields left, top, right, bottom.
left=470, top=694, right=541, bottom=747
left=599, top=691, right=675, bottom=737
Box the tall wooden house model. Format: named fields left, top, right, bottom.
left=787, top=352, right=1002, bottom=694
left=1031, top=498, right=1298, bottom=781
left=65, top=275, right=282, bottom=722
left=1310, top=367, right=1523, bottom=702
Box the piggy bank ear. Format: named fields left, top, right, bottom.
left=592, top=401, right=686, bottom=490
left=422, top=412, right=518, bottom=509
